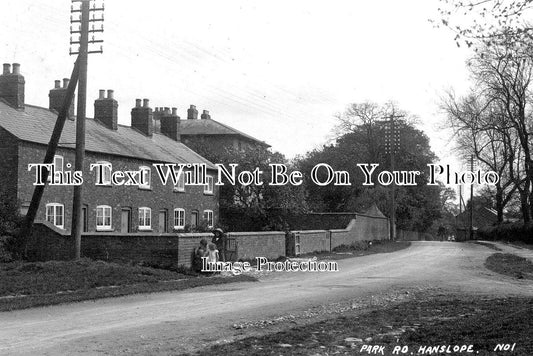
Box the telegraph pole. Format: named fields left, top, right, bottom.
left=469, top=155, right=474, bottom=240
left=20, top=61, right=80, bottom=256
left=384, top=114, right=403, bottom=240
left=70, top=0, right=104, bottom=259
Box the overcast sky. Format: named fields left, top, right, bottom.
left=1, top=0, right=472, bottom=165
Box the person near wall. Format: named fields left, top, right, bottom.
left=192, top=238, right=208, bottom=273
left=212, top=228, right=226, bottom=262
left=207, top=242, right=219, bottom=263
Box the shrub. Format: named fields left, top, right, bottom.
left=0, top=236, right=14, bottom=263
left=477, top=222, right=533, bottom=244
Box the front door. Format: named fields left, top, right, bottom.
left=191, top=211, right=198, bottom=227
left=121, top=209, right=131, bottom=233
left=158, top=210, right=167, bottom=233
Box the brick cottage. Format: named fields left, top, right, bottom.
left=0, top=63, right=219, bottom=236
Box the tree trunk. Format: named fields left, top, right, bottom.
left=495, top=184, right=504, bottom=223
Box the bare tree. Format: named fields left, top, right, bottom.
left=475, top=43, right=533, bottom=221
left=443, top=90, right=521, bottom=222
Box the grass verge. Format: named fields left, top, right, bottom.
left=507, top=241, right=533, bottom=251
left=191, top=295, right=533, bottom=356
left=0, top=258, right=256, bottom=311
left=485, top=253, right=533, bottom=280
left=473, top=241, right=503, bottom=251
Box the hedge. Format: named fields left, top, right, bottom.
left=477, top=222, right=533, bottom=244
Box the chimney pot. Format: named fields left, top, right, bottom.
left=200, top=109, right=211, bottom=120
left=187, top=104, right=199, bottom=120
left=95, top=91, right=119, bottom=130
left=99, top=89, right=105, bottom=99
left=12, top=63, right=20, bottom=75
left=2, top=63, right=10, bottom=75
left=63, top=78, right=69, bottom=88
left=50, top=79, right=74, bottom=117
left=0, top=62, right=24, bottom=109
left=107, top=89, right=114, bottom=100
left=160, top=110, right=181, bottom=141
left=131, top=102, right=153, bottom=137
left=135, top=99, right=142, bottom=108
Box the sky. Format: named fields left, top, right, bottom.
left=1, top=0, right=473, bottom=166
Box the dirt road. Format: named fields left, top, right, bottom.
left=1, top=241, right=532, bottom=355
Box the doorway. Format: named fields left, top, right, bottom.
left=121, top=208, right=131, bottom=233
left=191, top=211, right=198, bottom=228
left=158, top=210, right=168, bottom=233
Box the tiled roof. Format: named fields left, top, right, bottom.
left=180, top=118, right=270, bottom=147
left=456, top=207, right=498, bottom=229
left=0, top=100, right=214, bottom=168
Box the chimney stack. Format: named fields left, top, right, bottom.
left=0, top=62, right=25, bottom=109
left=49, top=78, right=75, bottom=119
left=201, top=110, right=211, bottom=120
left=160, top=106, right=181, bottom=141
left=131, top=98, right=153, bottom=136
left=94, top=89, right=119, bottom=130
left=187, top=104, right=198, bottom=120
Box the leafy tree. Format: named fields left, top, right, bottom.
left=296, top=102, right=442, bottom=232
left=186, top=142, right=308, bottom=231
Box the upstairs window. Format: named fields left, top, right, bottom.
left=92, top=161, right=112, bottom=185
left=204, top=175, right=214, bottom=195
left=47, top=155, right=63, bottom=184
left=139, top=166, right=151, bottom=189
left=174, top=173, right=185, bottom=192
left=45, top=203, right=64, bottom=229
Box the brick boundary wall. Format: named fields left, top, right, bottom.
left=228, top=231, right=286, bottom=260
left=27, top=212, right=392, bottom=266
left=291, top=230, right=329, bottom=255
left=330, top=214, right=390, bottom=250
left=27, top=221, right=213, bottom=268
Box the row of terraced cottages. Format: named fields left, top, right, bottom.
left=0, top=62, right=231, bottom=235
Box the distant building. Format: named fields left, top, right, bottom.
left=0, top=63, right=218, bottom=234
left=173, top=105, right=270, bottom=152
left=455, top=206, right=498, bottom=240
